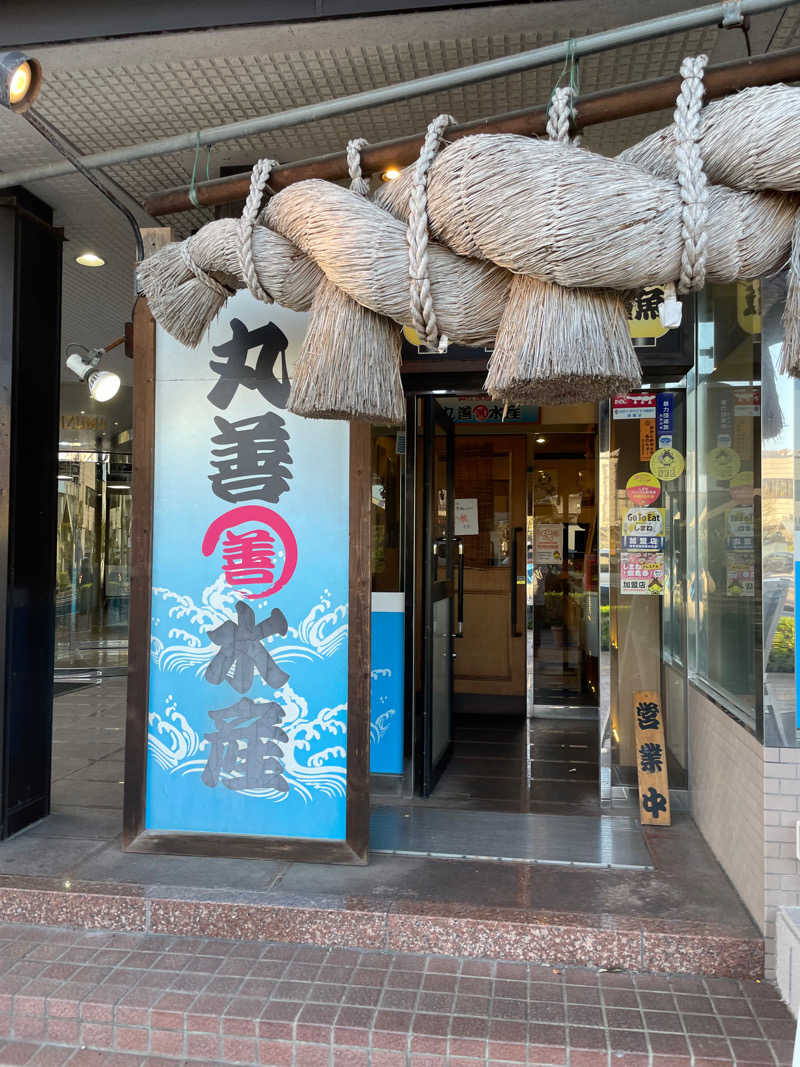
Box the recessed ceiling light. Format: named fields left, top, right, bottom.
left=76, top=252, right=105, bottom=267
left=381, top=167, right=401, bottom=182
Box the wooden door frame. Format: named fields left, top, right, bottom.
left=123, top=297, right=371, bottom=864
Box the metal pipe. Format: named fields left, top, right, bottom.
left=146, top=45, right=800, bottom=216
left=23, top=107, right=151, bottom=262
left=1, top=0, right=797, bottom=192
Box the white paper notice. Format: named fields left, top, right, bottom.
left=455, top=498, right=479, bottom=535
left=535, top=523, right=563, bottom=565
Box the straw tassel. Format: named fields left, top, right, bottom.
left=485, top=277, right=641, bottom=404
left=781, top=211, right=800, bottom=377
left=289, top=277, right=405, bottom=424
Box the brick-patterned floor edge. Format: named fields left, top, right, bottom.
left=0, top=923, right=793, bottom=1066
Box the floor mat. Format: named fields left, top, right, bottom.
left=369, top=804, right=653, bottom=869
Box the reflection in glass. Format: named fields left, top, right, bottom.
left=55, top=452, right=131, bottom=672
left=692, top=284, right=761, bottom=731
left=761, top=275, right=798, bottom=747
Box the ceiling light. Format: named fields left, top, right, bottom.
left=65, top=343, right=121, bottom=403
left=536, top=436, right=547, bottom=444
left=0, top=52, right=41, bottom=113
left=381, top=167, right=401, bottom=182
left=76, top=252, right=105, bottom=267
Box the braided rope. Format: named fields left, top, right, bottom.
left=546, top=87, right=573, bottom=144
left=346, top=138, right=371, bottom=196
left=180, top=237, right=229, bottom=299
left=407, top=113, right=455, bottom=351
left=239, top=158, right=279, bottom=305
left=674, top=54, right=709, bottom=294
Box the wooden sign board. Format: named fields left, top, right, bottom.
left=633, top=690, right=671, bottom=826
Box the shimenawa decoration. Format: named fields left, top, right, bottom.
left=138, top=57, right=800, bottom=422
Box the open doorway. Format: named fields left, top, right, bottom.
left=370, top=396, right=603, bottom=819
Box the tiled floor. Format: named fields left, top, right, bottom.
left=50, top=678, right=126, bottom=814
left=0, top=680, right=760, bottom=979
left=0, top=921, right=794, bottom=1066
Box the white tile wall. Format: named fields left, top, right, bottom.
left=689, top=686, right=765, bottom=930
left=764, top=749, right=800, bottom=979
left=690, top=689, right=800, bottom=980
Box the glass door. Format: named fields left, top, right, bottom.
left=422, top=398, right=457, bottom=795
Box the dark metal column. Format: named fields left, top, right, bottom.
left=0, top=188, right=62, bottom=838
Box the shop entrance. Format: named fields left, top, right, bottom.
left=415, top=396, right=600, bottom=814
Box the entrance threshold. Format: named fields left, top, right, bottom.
left=369, top=805, right=653, bottom=870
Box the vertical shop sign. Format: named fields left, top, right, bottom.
left=656, top=393, right=674, bottom=448
left=639, top=419, right=656, bottom=461
left=633, top=690, right=671, bottom=826
left=146, top=293, right=350, bottom=840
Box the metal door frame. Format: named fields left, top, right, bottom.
left=421, top=396, right=456, bottom=795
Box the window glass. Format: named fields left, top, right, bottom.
left=692, top=283, right=761, bottom=730
left=371, top=430, right=404, bottom=592
left=761, top=274, right=798, bottom=747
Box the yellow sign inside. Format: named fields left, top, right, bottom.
left=650, top=447, right=685, bottom=481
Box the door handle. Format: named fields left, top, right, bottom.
left=454, top=538, right=464, bottom=638
left=510, top=526, right=523, bottom=637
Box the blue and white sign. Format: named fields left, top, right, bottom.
left=370, top=593, right=404, bottom=775
left=146, top=293, right=350, bottom=840
left=656, top=392, right=674, bottom=448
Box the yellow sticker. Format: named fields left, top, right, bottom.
left=706, top=446, right=742, bottom=481
left=626, top=472, right=661, bottom=506
left=650, top=447, right=685, bottom=481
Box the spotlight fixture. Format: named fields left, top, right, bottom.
left=65, top=339, right=124, bottom=403
left=0, top=51, right=41, bottom=113
left=76, top=252, right=105, bottom=267
left=381, top=167, right=401, bottom=182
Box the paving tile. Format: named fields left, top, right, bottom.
left=0, top=922, right=792, bottom=1067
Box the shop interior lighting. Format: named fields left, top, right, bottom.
left=76, top=252, right=105, bottom=267
left=536, top=436, right=547, bottom=444
left=65, top=340, right=123, bottom=403
left=0, top=51, right=41, bottom=113
left=381, top=167, right=401, bottom=182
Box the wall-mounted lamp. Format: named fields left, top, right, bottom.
left=65, top=338, right=124, bottom=403
left=0, top=51, right=41, bottom=113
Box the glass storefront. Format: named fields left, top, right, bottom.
left=55, top=449, right=131, bottom=674
left=686, top=278, right=798, bottom=747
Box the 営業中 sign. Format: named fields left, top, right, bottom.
left=633, top=690, right=671, bottom=827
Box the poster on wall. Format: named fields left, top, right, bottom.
left=621, top=551, right=665, bottom=595
left=613, top=393, right=656, bottom=420
left=622, top=507, right=665, bottom=551
left=146, top=293, right=351, bottom=841
left=535, top=523, right=563, bottom=565
left=454, top=498, right=479, bottom=535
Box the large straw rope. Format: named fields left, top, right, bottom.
left=139, top=73, right=800, bottom=388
